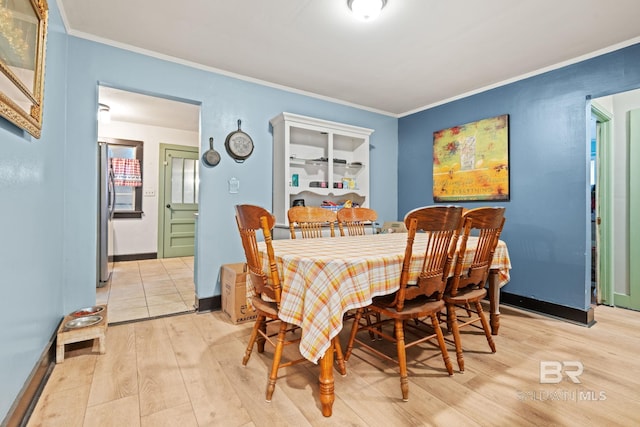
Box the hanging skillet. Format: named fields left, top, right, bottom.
left=224, top=119, right=254, bottom=163
left=202, top=137, right=221, bottom=167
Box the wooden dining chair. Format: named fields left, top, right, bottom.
left=344, top=205, right=464, bottom=401
left=444, top=207, right=506, bottom=372
left=287, top=206, right=337, bottom=239
left=336, top=207, right=380, bottom=328
left=235, top=204, right=345, bottom=402
left=337, top=207, right=378, bottom=236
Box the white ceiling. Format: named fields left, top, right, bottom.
left=64, top=0, right=640, bottom=127
left=98, top=86, right=200, bottom=132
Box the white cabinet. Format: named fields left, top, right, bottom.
left=270, top=112, right=373, bottom=227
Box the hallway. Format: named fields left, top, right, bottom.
left=96, top=257, right=195, bottom=324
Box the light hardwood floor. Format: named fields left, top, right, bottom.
left=27, top=304, right=640, bottom=426
left=96, top=257, right=196, bottom=323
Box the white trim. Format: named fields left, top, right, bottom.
left=66, top=29, right=396, bottom=118
left=55, top=0, right=72, bottom=33
left=65, top=26, right=640, bottom=119
left=400, top=36, right=640, bottom=118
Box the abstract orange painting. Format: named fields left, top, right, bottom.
left=433, top=114, right=509, bottom=202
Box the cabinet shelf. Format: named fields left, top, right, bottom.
left=289, top=157, right=364, bottom=169
left=289, top=187, right=366, bottom=197
left=335, top=163, right=364, bottom=171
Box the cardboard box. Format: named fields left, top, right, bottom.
left=381, top=221, right=408, bottom=233
left=221, top=263, right=257, bottom=324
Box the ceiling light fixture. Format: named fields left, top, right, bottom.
left=98, top=103, right=111, bottom=123
left=347, top=0, right=387, bottom=21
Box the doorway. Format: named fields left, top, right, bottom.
left=590, top=103, right=612, bottom=305
left=98, top=85, right=200, bottom=261
left=97, top=85, right=201, bottom=322
left=591, top=88, right=640, bottom=312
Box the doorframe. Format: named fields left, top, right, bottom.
left=157, top=143, right=200, bottom=259
left=591, top=102, right=613, bottom=305
left=620, top=108, right=640, bottom=310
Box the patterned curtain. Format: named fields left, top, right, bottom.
left=111, top=158, right=142, bottom=187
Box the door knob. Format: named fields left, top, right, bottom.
left=166, top=204, right=171, bottom=209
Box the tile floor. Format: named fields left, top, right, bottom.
left=96, top=256, right=196, bottom=324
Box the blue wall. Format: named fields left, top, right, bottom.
left=0, top=4, right=68, bottom=418
left=0, top=1, right=397, bottom=420
left=63, top=38, right=398, bottom=305
left=398, top=43, right=640, bottom=313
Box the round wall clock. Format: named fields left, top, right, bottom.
left=225, top=119, right=254, bottom=162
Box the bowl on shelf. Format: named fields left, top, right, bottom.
left=320, top=204, right=344, bottom=212
left=70, top=305, right=105, bottom=317
left=64, top=315, right=103, bottom=329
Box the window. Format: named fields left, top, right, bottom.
left=103, top=138, right=144, bottom=219
left=171, top=156, right=199, bottom=204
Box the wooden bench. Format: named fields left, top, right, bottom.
left=56, top=305, right=108, bottom=363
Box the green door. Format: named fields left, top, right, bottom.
left=621, top=108, right=640, bottom=310
left=160, top=145, right=199, bottom=258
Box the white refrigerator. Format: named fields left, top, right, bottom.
left=98, top=142, right=115, bottom=287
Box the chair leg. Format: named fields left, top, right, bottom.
left=345, top=308, right=364, bottom=361
left=333, top=337, right=347, bottom=376
left=362, top=310, right=382, bottom=341
left=266, top=321, right=288, bottom=402
left=243, top=315, right=264, bottom=366
left=464, top=302, right=473, bottom=318
left=431, top=313, right=454, bottom=376
left=444, top=305, right=453, bottom=334
left=447, top=305, right=464, bottom=372
left=257, top=319, right=267, bottom=353
left=364, top=309, right=376, bottom=341
left=475, top=301, right=496, bottom=353
left=394, top=319, right=409, bottom=402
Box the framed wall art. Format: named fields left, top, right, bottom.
left=433, top=114, right=509, bottom=202
left=0, top=0, right=49, bottom=138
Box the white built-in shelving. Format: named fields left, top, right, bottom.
left=269, top=112, right=373, bottom=227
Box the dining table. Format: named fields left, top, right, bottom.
left=257, top=231, right=511, bottom=417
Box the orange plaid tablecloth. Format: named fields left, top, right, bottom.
left=258, top=233, right=511, bottom=364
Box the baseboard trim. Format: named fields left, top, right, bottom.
left=195, top=295, right=221, bottom=313
left=3, top=323, right=59, bottom=427
left=113, top=252, right=157, bottom=262
left=501, top=292, right=596, bottom=327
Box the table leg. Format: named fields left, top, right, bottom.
left=319, top=340, right=335, bottom=417
left=488, top=269, right=500, bottom=335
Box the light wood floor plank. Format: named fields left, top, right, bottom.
left=26, top=304, right=640, bottom=426
left=164, top=314, right=253, bottom=426
left=83, top=395, right=140, bottom=427
left=87, top=323, right=138, bottom=407
left=43, top=351, right=97, bottom=394
left=328, top=354, right=480, bottom=426
left=27, top=384, right=91, bottom=427
left=215, top=338, right=314, bottom=426
left=134, top=318, right=191, bottom=417
left=140, top=402, right=198, bottom=427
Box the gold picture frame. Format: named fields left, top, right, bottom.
left=0, top=0, right=48, bottom=138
